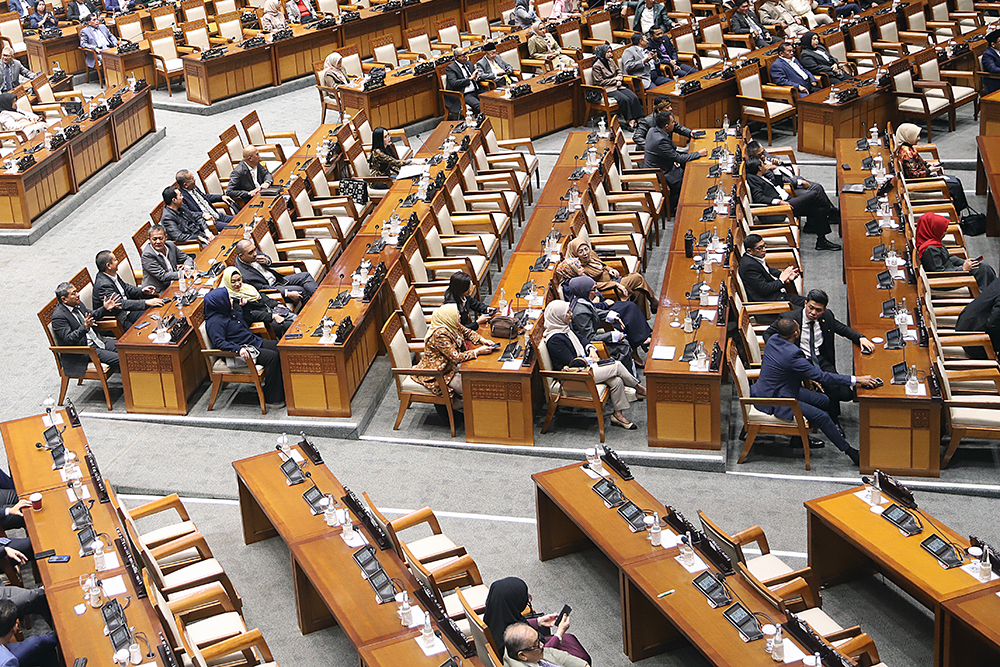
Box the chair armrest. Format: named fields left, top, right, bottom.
left=200, top=629, right=273, bottom=664
left=390, top=506, right=442, bottom=533
left=731, top=524, right=769, bottom=552
left=264, top=130, right=300, bottom=146
left=129, top=493, right=191, bottom=521
left=150, top=531, right=214, bottom=562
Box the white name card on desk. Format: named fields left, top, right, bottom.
left=905, top=382, right=927, bottom=397
left=698, top=309, right=717, bottom=322
left=101, top=575, right=127, bottom=597
left=674, top=553, right=708, bottom=574
left=98, top=552, right=120, bottom=572
left=415, top=635, right=448, bottom=657
left=42, top=413, right=64, bottom=428
left=502, top=359, right=523, bottom=370
left=780, top=639, right=806, bottom=664
left=961, top=563, right=999, bottom=583
left=66, top=485, right=91, bottom=502
left=651, top=346, right=675, bottom=361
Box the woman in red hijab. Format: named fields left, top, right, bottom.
left=916, top=212, right=996, bottom=289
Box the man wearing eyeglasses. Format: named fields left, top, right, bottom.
left=503, top=623, right=590, bottom=667
left=737, top=234, right=805, bottom=309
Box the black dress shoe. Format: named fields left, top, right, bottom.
left=816, top=238, right=842, bottom=251
left=845, top=448, right=861, bottom=465
left=788, top=436, right=825, bottom=449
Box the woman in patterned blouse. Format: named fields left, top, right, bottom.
left=893, top=123, right=968, bottom=213
left=368, top=127, right=409, bottom=177
left=412, top=304, right=495, bottom=397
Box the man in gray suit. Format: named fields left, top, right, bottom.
left=79, top=14, right=118, bottom=68
left=140, top=224, right=195, bottom=293
left=621, top=32, right=668, bottom=89
left=0, top=48, right=36, bottom=93
left=476, top=43, right=516, bottom=87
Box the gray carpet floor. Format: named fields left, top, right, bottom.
left=0, top=77, right=997, bottom=667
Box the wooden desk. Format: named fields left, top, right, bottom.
left=358, top=630, right=477, bottom=667
left=805, top=487, right=1000, bottom=667
left=0, top=410, right=91, bottom=495
left=101, top=43, right=155, bottom=90
left=0, top=88, right=154, bottom=229
left=26, top=27, right=86, bottom=76
left=941, top=587, right=1000, bottom=667
left=797, top=79, right=890, bottom=158
left=976, top=136, right=1000, bottom=238
left=183, top=42, right=275, bottom=106
left=273, top=23, right=342, bottom=84
left=339, top=67, right=440, bottom=131
left=480, top=70, right=581, bottom=140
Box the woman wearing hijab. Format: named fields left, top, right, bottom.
left=260, top=0, right=288, bottom=31
left=798, top=31, right=847, bottom=85
left=527, top=21, right=575, bottom=69
left=222, top=266, right=294, bottom=339
left=543, top=300, right=645, bottom=429
left=894, top=123, right=968, bottom=213
left=564, top=274, right=651, bottom=355
left=412, top=303, right=495, bottom=399
left=566, top=235, right=657, bottom=318
left=322, top=52, right=351, bottom=97
left=591, top=44, right=643, bottom=129
left=368, top=126, right=408, bottom=177
left=203, top=286, right=285, bottom=407
left=0, top=93, right=46, bottom=139
left=553, top=259, right=652, bottom=348
left=512, top=0, right=540, bottom=29
left=483, top=577, right=592, bottom=664
left=916, top=212, right=996, bottom=289
left=443, top=271, right=492, bottom=331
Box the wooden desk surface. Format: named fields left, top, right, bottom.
left=805, top=487, right=1000, bottom=605
left=232, top=450, right=347, bottom=546
left=844, top=266, right=918, bottom=327
left=942, top=586, right=1000, bottom=648
left=977, top=136, right=1000, bottom=210
left=359, top=629, right=484, bottom=667
left=0, top=410, right=92, bottom=495
left=532, top=462, right=671, bottom=567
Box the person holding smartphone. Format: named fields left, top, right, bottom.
left=483, top=577, right=591, bottom=664
left=443, top=272, right=493, bottom=331
left=503, top=622, right=590, bottom=666
left=916, top=213, right=996, bottom=290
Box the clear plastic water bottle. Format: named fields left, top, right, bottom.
left=323, top=495, right=338, bottom=527
left=598, top=118, right=607, bottom=137
left=979, top=548, right=993, bottom=582
left=93, top=541, right=105, bottom=571
left=399, top=592, right=413, bottom=626
left=771, top=624, right=784, bottom=661
left=421, top=611, right=435, bottom=647
left=906, top=364, right=919, bottom=394
left=649, top=512, right=662, bottom=546
left=722, top=114, right=729, bottom=132
left=177, top=269, right=187, bottom=292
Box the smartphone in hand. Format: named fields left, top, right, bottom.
left=555, top=604, right=571, bottom=626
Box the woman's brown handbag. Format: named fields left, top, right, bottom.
left=490, top=316, right=520, bottom=339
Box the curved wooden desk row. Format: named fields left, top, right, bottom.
left=0, top=410, right=167, bottom=665
left=232, top=449, right=487, bottom=666
left=0, top=87, right=155, bottom=229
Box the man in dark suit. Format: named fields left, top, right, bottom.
left=764, top=289, right=875, bottom=419
left=226, top=146, right=274, bottom=207
left=161, top=186, right=214, bottom=245
left=66, top=0, right=100, bottom=23
left=234, top=239, right=318, bottom=305
left=632, top=96, right=694, bottom=153
left=78, top=14, right=118, bottom=68
left=140, top=224, right=195, bottom=293
left=51, top=281, right=122, bottom=377
left=628, top=0, right=672, bottom=34
left=643, top=111, right=706, bottom=210
left=769, top=42, right=819, bottom=97
left=0, top=600, right=59, bottom=667
left=93, top=250, right=164, bottom=329
left=0, top=48, right=36, bottom=94
left=747, top=157, right=840, bottom=250
left=648, top=27, right=695, bottom=79
left=752, top=318, right=879, bottom=464
left=176, top=169, right=234, bottom=227
left=982, top=30, right=1000, bottom=95
left=738, top=233, right=805, bottom=306
left=729, top=0, right=774, bottom=48
left=747, top=140, right=840, bottom=225
left=956, top=277, right=1000, bottom=359
left=444, top=47, right=484, bottom=119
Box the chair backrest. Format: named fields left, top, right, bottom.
left=31, top=74, right=54, bottom=104
left=531, top=325, right=558, bottom=395
left=240, top=110, right=267, bottom=146
left=697, top=510, right=748, bottom=566
left=701, top=15, right=725, bottom=47
left=736, top=562, right=788, bottom=613
left=13, top=89, right=32, bottom=116
left=148, top=28, right=179, bottom=61
left=927, top=0, right=951, bottom=22
left=890, top=59, right=914, bottom=94
left=955, top=0, right=973, bottom=10
left=497, top=37, right=521, bottom=72
left=340, top=44, right=364, bottom=77
left=399, top=541, right=446, bottom=608
left=361, top=491, right=408, bottom=558
left=371, top=34, right=399, bottom=68
left=198, top=158, right=224, bottom=197
left=876, top=11, right=901, bottom=42
left=405, top=243, right=429, bottom=283
left=933, top=357, right=953, bottom=401
left=112, top=244, right=138, bottom=286
left=446, top=171, right=468, bottom=213
left=537, top=0, right=553, bottom=19
left=436, top=18, right=461, bottom=47
left=825, top=30, right=847, bottom=62
left=304, top=158, right=333, bottom=198
left=671, top=23, right=697, bottom=54
left=914, top=49, right=941, bottom=82
left=117, top=13, right=143, bottom=42
left=388, top=259, right=411, bottom=310
left=287, top=177, right=317, bottom=219
left=405, top=26, right=435, bottom=59
left=726, top=339, right=752, bottom=405
left=557, top=19, right=582, bottom=50
left=181, top=0, right=207, bottom=23
left=269, top=196, right=296, bottom=240
left=345, top=140, right=370, bottom=178
left=0, top=12, right=24, bottom=48
left=400, top=287, right=428, bottom=340
left=71, top=267, right=96, bottom=313
left=430, top=196, right=456, bottom=235
left=735, top=63, right=762, bottom=99
left=588, top=11, right=612, bottom=44
left=150, top=6, right=176, bottom=30
left=315, top=0, right=340, bottom=14
left=456, top=588, right=500, bottom=662
left=216, top=11, right=244, bottom=42
left=849, top=22, right=873, bottom=52
left=215, top=0, right=237, bottom=13
left=904, top=3, right=927, bottom=32
left=220, top=125, right=245, bottom=166
left=132, top=221, right=152, bottom=254
left=740, top=309, right=765, bottom=365
left=500, top=0, right=515, bottom=25
left=467, top=10, right=490, bottom=38
left=181, top=19, right=212, bottom=51
left=351, top=108, right=373, bottom=145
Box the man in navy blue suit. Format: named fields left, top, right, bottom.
left=751, top=318, right=879, bottom=464
left=770, top=42, right=819, bottom=97
left=175, top=169, right=234, bottom=227
left=982, top=30, right=1000, bottom=95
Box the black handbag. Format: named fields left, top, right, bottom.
left=340, top=178, right=369, bottom=205
left=960, top=206, right=987, bottom=236
left=584, top=89, right=602, bottom=104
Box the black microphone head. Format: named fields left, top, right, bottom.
left=304, top=470, right=312, bottom=478
left=328, top=298, right=335, bottom=307
left=366, top=243, right=372, bottom=249
left=340, top=273, right=345, bottom=279
left=861, top=476, right=872, bottom=485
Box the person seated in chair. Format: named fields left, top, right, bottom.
left=738, top=233, right=805, bottom=307
left=503, top=623, right=591, bottom=667
left=444, top=47, right=485, bottom=119
left=233, top=239, right=317, bottom=305
left=798, top=31, right=849, bottom=84
left=66, top=0, right=100, bottom=23
left=140, top=224, right=195, bottom=293
left=477, top=42, right=517, bottom=88
left=527, top=21, right=575, bottom=70
left=621, top=32, right=669, bottom=90
left=93, top=250, right=163, bottom=329
left=28, top=3, right=58, bottom=30
left=0, top=600, right=59, bottom=667
left=226, top=145, right=274, bottom=209
left=746, top=157, right=839, bottom=250
left=769, top=41, right=819, bottom=97
left=648, top=27, right=695, bottom=79
left=0, top=48, right=36, bottom=94
left=222, top=267, right=294, bottom=339
left=160, top=187, right=215, bottom=245
left=51, top=281, right=122, bottom=377
left=916, top=212, right=996, bottom=290
left=746, top=140, right=840, bottom=225
left=632, top=96, right=692, bottom=153
left=759, top=0, right=808, bottom=38
left=729, top=0, right=775, bottom=48
left=176, top=169, right=234, bottom=227
left=982, top=29, right=1000, bottom=94
left=893, top=123, right=968, bottom=214
left=642, top=110, right=706, bottom=211
left=79, top=14, right=118, bottom=68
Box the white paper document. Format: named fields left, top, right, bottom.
left=651, top=346, right=675, bottom=361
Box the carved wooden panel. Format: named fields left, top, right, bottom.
left=655, top=383, right=710, bottom=404
left=470, top=380, right=508, bottom=401
left=288, top=355, right=324, bottom=374
left=911, top=409, right=930, bottom=430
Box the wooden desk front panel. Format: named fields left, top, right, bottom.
left=0, top=411, right=91, bottom=495
left=481, top=80, right=578, bottom=140
left=184, top=49, right=275, bottom=106
left=859, top=396, right=940, bottom=477
left=274, top=28, right=341, bottom=84
left=27, top=32, right=87, bottom=76
left=341, top=73, right=440, bottom=130
left=0, top=151, right=73, bottom=228
left=462, top=370, right=534, bottom=445
left=980, top=90, right=1000, bottom=138
left=341, top=13, right=403, bottom=58
left=668, top=81, right=739, bottom=131
left=70, top=117, right=115, bottom=186
left=798, top=92, right=890, bottom=158
left=111, top=88, right=155, bottom=156
left=102, top=48, right=156, bottom=90
left=118, top=331, right=206, bottom=415
left=942, top=588, right=1000, bottom=667
left=647, top=374, right=721, bottom=449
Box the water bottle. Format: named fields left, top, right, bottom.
left=979, top=548, right=992, bottom=582
left=699, top=284, right=711, bottom=306
left=684, top=229, right=695, bottom=258
left=681, top=532, right=695, bottom=566
left=897, top=297, right=909, bottom=332
left=649, top=512, right=662, bottom=546
left=421, top=611, right=435, bottom=647
left=93, top=541, right=105, bottom=571
left=722, top=114, right=729, bottom=132
left=598, top=118, right=607, bottom=137
left=771, top=624, right=784, bottom=661
left=128, top=70, right=136, bottom=89
left=178, top=269, right=187, bottom=292
left=323, top=495, right=338, bottom=527
left=906, top=364, right=919, bottom=394
left=682, top=312, right=693, bottom=333
left=399, top=592, right=413, bottom=626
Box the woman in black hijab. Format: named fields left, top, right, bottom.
left=591, top=44, right=644, bottom=129
left=0, top=92, right=46, bottom=138
left=482, top=577, right=592, bottom=663
left=798, top=31, right=847, bottom=85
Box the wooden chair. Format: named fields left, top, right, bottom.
left=116, top=13, right=143, bottom=42
left=735, top=63, right=797, bottom=146
left=220, top=124, right=284, bottom=172
left=888, top=59, right=951, bottom=141
left=147, top=577, right=249, bottom=658
left=147, top=28, right=186, bottom=96
left=0, top=12, right=26, bottom=57
left=556, top=18, right=600, bottom=58
left=913, top=48, right=979, bottom=124
left=381, top=312, right=459, bottom=436
left=370, top=34, right=400, bottom=69
left=241, top=109, right=299, bottom=152
left=470, top=135, right=532, bottom=206
left=437, top=61, right=469, bottom=120
left=728, top=340, right=814, bottom=469
left=349, top=107, right=413, bottom=160
left=418, top=222, right=496, bottom=291
left=873, top=11, right=926, bottom=57
left=457, top=587, right=502, bottom=663
left=479, top=117, right=539, bottom=188
left=285, top=177, right=359, bottom=245
left=150, top=5, right=177, bottom=30
left=301, top=156, right=374, bottom=221
left=436, top=17, right=480, bottom=49
left=181, top=18, right=223, bottom=51
left=399, top=540, right=489, bottom=624
left=431, top=189, right=511, bottom=251
left=404, top=25, right=446, bottom=61
left=364, top=493, right=466, bottom=571
left=669, top=22, right=716, bottom=71
left=464, top=9, right=493, bottom=41
left=457, top=151, right=523, bottom=223
left=697, top=510, right=806, bottom=585
left=533, top=325, right=611, bottom=443
left=701, top=14, right=750, bottom=60
left=396, top=286, right=430, bottom=342
left=496, top=37, right=536, bottom=79
left=111, top=242, right=142, bottom=287
left=846, top=22, right=890, bottom=69
left=213, top=0, right=238, bottom=14
left=313, top=61, right=341, bottom=124
left=338, top=43, right=374, bottom=78
left=181, top=0, right=209, bottom=23
left=579, top=55, right=619, bottom=126
left=269, top=194, right=340, bottom=269
left=192, top=306, right=268, bottom=414
left=925, top=0, right=980, bottom=37
left=216, top=10, right=249, bottom=42
left=38, top=295, right=114, bottom=411
left=315, top=0, right=340, bottom=15
left=176, top=619, right=277, bottom=667
left=934, top=357, right=1000, bottom=467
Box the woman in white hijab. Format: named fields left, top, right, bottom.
left=322, top=51, right=350, bottom=102
left=542, top=300, right=645, bottom=430
left=893, top=122, right=968, bottom=213
left=261, top=0, right=288, bottom=31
